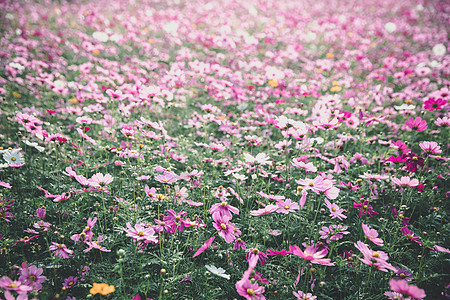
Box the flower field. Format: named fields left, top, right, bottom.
left=0, top=0, right=449, bottom=299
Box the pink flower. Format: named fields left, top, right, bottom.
left=250, top=204, right=277, bottom=216
left=155, top=171, right=178, bottom=184
left=324, top=199, right=346, bottom=220
left=212, top=214, right=237, bottom=243
left=0, top=181, right=12, bottom=189
left=210, top=201, right=239, bottom=219
left=49, top=242, right=73, bottom=258
left=354, top=241, right=396, bottom=272
left=88, top=173, right=114, bottom=187
left=0, top=276, right=33, bottom=294
left=388, top=279, right=426, bottom=299
left=419, top=141, right=442, bottom=154
left=291, top=160, right=317, bottom=173
left=193, top=236, right=215, bottom=257
left=289, top=244, right=334, bottom=266
left=293, top=291, right=317, bottom=300
left=362, top=224, right=384, bottom=246
left=423, top=97, right=446, bottom=111
left=392, top=176, right=419, bottom=188
left=405, top=117, right=427, bottom=132
left=124, top=222, right=158, bottom=244
left=276, top=198, right=299, bottom=214
left=235, top=255, right=265, bottom=300
left=19, top=263, right=46, bottom=291
left=353, top=199, right=379, bottom=218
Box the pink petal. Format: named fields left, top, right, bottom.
left=193, top=236, right=215, bottom=257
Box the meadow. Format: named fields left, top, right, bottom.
left=0, top=0, right=449, bottom=299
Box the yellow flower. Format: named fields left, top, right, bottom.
left=90, top=283, right=115, bottom=295
left=326, top=52, right=334, bottom=58
left=12, top=92, right=21, bottom=98
left=92, top=50, right=100, bottom=56
left=268, top=79, right=278, bottom=87
left=330, top=86, right=342, bottom=92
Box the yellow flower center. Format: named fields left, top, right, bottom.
left=372, top=252, right=380, bottom=258
left=221, top=202, right=227, bottom=207
left=137, top=231, right=144, bottom=236
left=11, top=157, right=16, bottom=161
left=29, top=275, right=36, bottom=282
left=220, top=223, right=227, bottom=230
left=247, top=289, right=255, bottom=296
left=9, top=283, right=18, bottom=288
left=331, top=207, right=336, bottom=212
left=284, top=205, right=290, bottom=210
left=308, top=182, right=314, bottom=187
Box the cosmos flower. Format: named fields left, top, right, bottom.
left=405, top=117, right=427, bottom=132
left=193, top=236, right=215, bottom=257
left=419, top=141, right=442, bottom=154
left=290, top=244, right=334, bottom=266
left=362, top=224, right=384, bottom=246
left=423, top=98, right=446, bottom=111
left=49, top=243, right=73, bottom=259
left=388, top=279, right=426, bottom=299
left=324, top=199, right=346, bottom=220
left=276, top=198, right=299, bottom=214
left=205, top=265, right=230, bottom=280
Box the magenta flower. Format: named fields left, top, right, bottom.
left=63, top=276, right=77, bottom=289
left=401, top=226, right=422, bottom=245
left=212, top=214, right=237, bottom=243
left=235, top=277, right=266, bottom=300
left=163, top=209, right=187, bottom=233
left=49, top=242, right=73, bottom=259
left=84, top=235, right=111, bottom=252
left=276, top=198, right=299, bottom=214
left=405, top=117, right=427, bottom=132
left=362, top=224, right=384, bottom=246
left=233, top=238, right=247, bottom=250
left=193, top=236, right=215, bottom=257
left=402, top=152, right=424, bottom=172
left=266, top=248, right=291, bottom=256
left=18, top=263, right=46, bottom=292
left=246, top=248, right=268, bottom=266
left=289, top=244, right=334, bottom=266
left=388, top=279, right=426, bottom=299
left=324, top=199, right=346, bottom=220
left=210, top=201, right=239, bottom=219
left=353, top=199, right=379, bottom=218
left=423, top=97, right=446, bottom=111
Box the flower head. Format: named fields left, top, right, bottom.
left=362, top=224, right=384, bottom=246
left=405, top=117, right=427, bottom=132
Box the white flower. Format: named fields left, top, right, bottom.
left=233, top=173, right=247, bottom=181
left=432, top=44, right=446, bottom=56
left=394, top=104, right=416, bottom=111
left=243, top=152, right=272, bottom=165
left=3, top=149, right=24, bottom=164
left=23, top=140, right=45, bottom=152
left=205, top=265, right=230, bottom=280
left=92, top=31, right=109, bottom=42
left=384, top=22, right=397, bottom=33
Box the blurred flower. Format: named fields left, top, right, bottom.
left=205, top=265, right=230, bottom=280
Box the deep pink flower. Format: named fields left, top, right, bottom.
left=388, top=279, right=426, bottom=299
left=405, top=117, right=427, bottom=132
left=353, top=199, right=379, bottom=218
left=401, top=226, right=422, bottom=245
left=266, top=248, right=291, bottom=256
left=246, top=248, right=268, bottom=266
left=233, top=238, right=247, bottom=250
left=423, top=97, right=446, bottom=111
left=63, top=276, right=77, bottom=289
left=289, top=244, right=334, bottom=266
left=210, top=201, right=239, bottom=219
left=212, top=214, right=236, bottom=243
left=193, top=236, right=215, bottom=257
